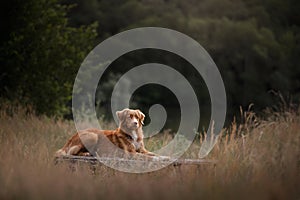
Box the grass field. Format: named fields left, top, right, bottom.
left=0, top=105, right=299, bottom=200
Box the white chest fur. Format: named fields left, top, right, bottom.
left=131, top=131, right=141, bottom=150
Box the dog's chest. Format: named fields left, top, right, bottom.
left=131, top=131, right=141, bottom=150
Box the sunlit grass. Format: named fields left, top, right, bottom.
left=0, top=104, right=299, bottom=199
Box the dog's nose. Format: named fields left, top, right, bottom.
left=134, top=122, right=138, bottom=125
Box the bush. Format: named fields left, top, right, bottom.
left=0, top=0, right=97, bottom=116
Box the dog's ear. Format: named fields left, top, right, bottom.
left=116, top=108, right=129, bottom=123
left=136, top=109, right=145, bottom=125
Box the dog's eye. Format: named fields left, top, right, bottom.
left=129, top=114, right=133, bottom=119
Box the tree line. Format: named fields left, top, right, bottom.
left=1, top=0, right=299, bottom=124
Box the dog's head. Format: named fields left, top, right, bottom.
left=116, top=108, right=145, bottom=132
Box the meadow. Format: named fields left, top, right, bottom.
left=0, top=104, right=299, bottom=200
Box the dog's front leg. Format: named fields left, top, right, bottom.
left=137, top=144, right=171, bottom=161
left=136, top=142, right=157, bottom=156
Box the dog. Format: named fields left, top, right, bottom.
left=55, top=108, right=157, bottom=158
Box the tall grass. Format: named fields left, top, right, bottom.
left=0, top=104, right=299, bottom=200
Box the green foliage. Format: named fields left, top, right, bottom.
left=1, top=0, right=300, bottom=119
left=0, top=0, right=97, bottom=116
left=102, top=0, right=299, bottom=114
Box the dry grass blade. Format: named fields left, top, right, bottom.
left=0, top=103, right=299, bottom=200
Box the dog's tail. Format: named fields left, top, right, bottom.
left=55, top=132, right=79, bottom=157
left=54, top=148, right=66, bottom=157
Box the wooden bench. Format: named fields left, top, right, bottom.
left=55, top=155, right=217, bottom=174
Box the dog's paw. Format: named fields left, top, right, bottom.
left=158, top=155, right=171, bottom=160
left=79, top=152, right=91, bottom=156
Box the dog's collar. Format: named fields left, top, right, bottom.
left=124, top=133, right=133, bottom=140
left=118, top=128, right=134, bottom=140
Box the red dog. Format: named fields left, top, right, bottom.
left=55, top=108, right=156, bottom=157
